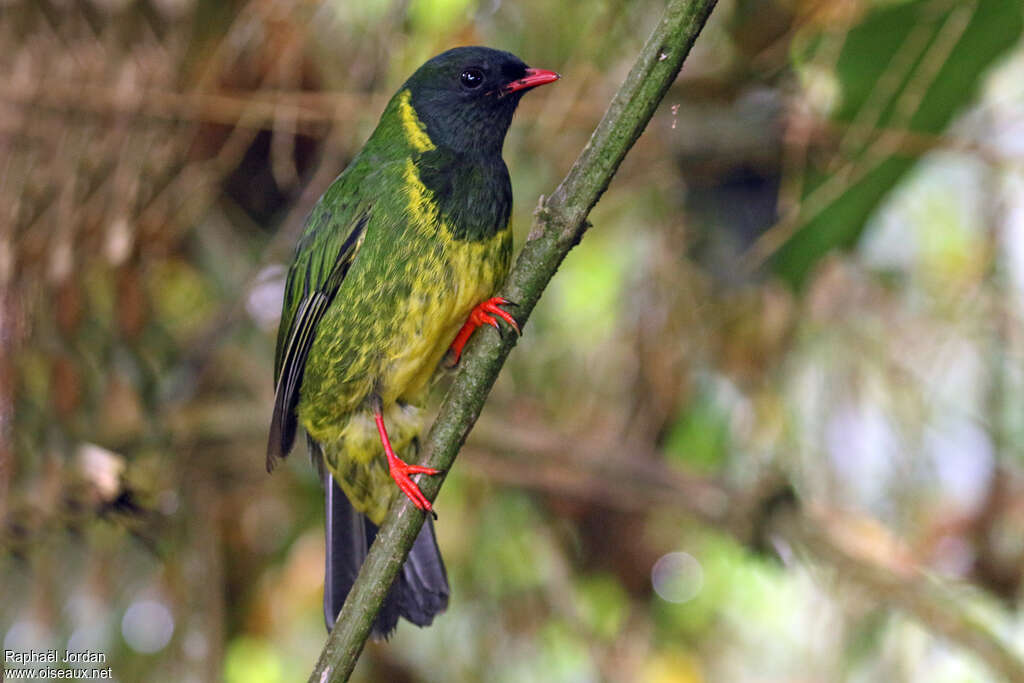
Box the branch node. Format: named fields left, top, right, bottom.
left=528, top=194, right=550, bottom=241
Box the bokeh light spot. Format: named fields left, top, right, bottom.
left=121, top=600, right=174, bottom=653
left=651, top=552, right=703, bottom=604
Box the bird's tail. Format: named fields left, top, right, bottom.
left=323, top=470, right=449, bottom=638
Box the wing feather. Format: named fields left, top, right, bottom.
left=266, top=208, right=369, bottom=471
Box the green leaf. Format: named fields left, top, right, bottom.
left=664, top=390, right=731, bottom=473
left=775, top=0, right=1022, bottom=289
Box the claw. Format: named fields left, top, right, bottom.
left=374, top=409, right=440, bottom=513
left=448, top=296, right=521, bottom=365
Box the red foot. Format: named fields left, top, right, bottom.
left=374, top=410, right=440, bottom=513
left=449, top=297, right=521, bottom=365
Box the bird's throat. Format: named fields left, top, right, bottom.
left=411, top=149, right=513, bottom=242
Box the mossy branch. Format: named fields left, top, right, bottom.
left=307, top=1, right=719, bottom=679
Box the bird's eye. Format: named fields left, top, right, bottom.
left=460, top=68, right=484, bottom=89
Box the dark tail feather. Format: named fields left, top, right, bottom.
left=395, top=511, right=449, bottom=628
left=323, top=473, right=450, bottom=638
left=323, top=473, right=368, bottom=631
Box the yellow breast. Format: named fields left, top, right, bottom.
left=376, top=158, right=511, bottom=405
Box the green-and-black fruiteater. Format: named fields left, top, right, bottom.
left=267, top=46, right=559, bottom=636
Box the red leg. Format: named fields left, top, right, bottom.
left=449, top=297, right=521, bottom=365
left=374, top=408, right=440, bottom=513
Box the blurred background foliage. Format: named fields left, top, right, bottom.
left=3, top=0, right=1024, bottom=681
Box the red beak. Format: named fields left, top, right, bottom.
left=501, top=68, right=560, bottom=95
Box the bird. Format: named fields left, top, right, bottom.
left=266, top=46, right=559, bottom=637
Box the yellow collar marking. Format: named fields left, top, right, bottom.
left=403, top=158, right=441, bottom=232
left=398, top=90, right=436, bottom=153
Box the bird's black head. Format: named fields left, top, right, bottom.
left=401, top=46, right=559, bottom=156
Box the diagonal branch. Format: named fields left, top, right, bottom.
left=307, top=1, right=719, bottom=680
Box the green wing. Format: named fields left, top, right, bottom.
left=267, top=192, right=371, bottom=471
